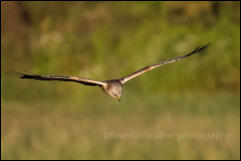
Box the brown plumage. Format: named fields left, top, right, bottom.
left=17, top=43, right=211, bottom=101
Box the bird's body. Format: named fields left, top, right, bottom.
left=102, top=79, right=123, bottom=101
left=16, top=43, right=211, bottom=101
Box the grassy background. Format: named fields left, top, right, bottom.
left=1, top=1, right=240, bottom=159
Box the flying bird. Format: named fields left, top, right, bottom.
left=17, top=43, right=211, bottom=101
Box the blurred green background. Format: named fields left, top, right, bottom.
left=1, top=1, right=240, bottom=160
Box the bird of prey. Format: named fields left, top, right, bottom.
left=17, top=43, right=211, bottom=101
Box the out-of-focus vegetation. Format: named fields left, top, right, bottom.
left=1, top=1, right=240, bottom=160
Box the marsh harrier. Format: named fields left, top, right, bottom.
left=17, top=43, right=211, bottom=101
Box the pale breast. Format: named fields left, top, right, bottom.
left=101, top=80, right=122, bottom=93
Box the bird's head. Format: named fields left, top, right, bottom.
left=103, top=80, right=123, bottom=101
left=109, top=85, right=122, bottom=101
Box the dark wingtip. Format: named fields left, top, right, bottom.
left=196, top=42, right=212, bottom=53
left=19, top=74, right=31, bottom=79
left=6, top=71, right=33, bottom=79
left=186, top=42, right=212, bottom=57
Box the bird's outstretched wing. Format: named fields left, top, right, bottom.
left=16, top=73, right=106, bottom=86
left=120, top=43, right=211, bottom=84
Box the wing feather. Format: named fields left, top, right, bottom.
left=18, top=73, right=106, bottom=86
left=121, top=43, right=211, bottom=84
